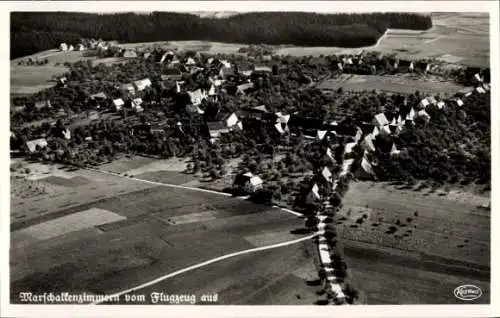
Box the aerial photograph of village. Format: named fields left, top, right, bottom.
left=8, top=9, right=491, bottom=307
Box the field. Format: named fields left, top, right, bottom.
left=10, top=160, right=321, bottom=305
left=318, top=74, right=467, bottom=95
left=11, top=50, right=121, bottom=96
left=335, top=181, right=490, bottom=304
left=276, top=13, right=489, bottom=67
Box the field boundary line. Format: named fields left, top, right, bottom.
left=92, top=232, right=318, bottom=304
left=84, top=166, right=304, bottom=217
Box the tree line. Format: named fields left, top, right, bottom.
left=11, top=11, right=432, bottom=58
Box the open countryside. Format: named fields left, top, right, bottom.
left=10, top=10, right=490, bottom=306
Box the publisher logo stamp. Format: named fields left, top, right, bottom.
left=454, top=285, right=482, bottom=301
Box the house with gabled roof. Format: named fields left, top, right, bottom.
left=159, top=51, right=176, bottom=64
left=390, top=143, right=401, bottom=157
left=398, top=59, right=414, bottom=72
left=233, top=172, right=263, bottom=194
left=344, top=142, right=357, bottom=156
left=26, top=138, right=48, bottom=153
left=306, top=183, right=321, bottom=204
left=321, top=167, right=333, bottom=183
left=455, top=98, right=464, bottom=107
left=415, top=61, right=430, bottom=73
left=134, top=78, right=152, bottom=91
left=373, top=113, right=389, bottom=127
left=417, top=109, right=431, bottom=122
left=476, top=86, right=486, bottom=94
left=436, top=101, right=446, bottom=109
left=406, top=107, right=416, bottom=121
left=59, top=43, right=68, bottom=51
left=219, top=67, right=235, bottom=79
left=326, top=147, right=335, bottom=162
left=237, top=63, right=254, bottom=77
left=362, top=134, right=376, bottom=152
left=317, top=130, right=328, bottom=141
left=161, top=67, right=183, bottom=81
left=236, top=82, right=254, bottom=96
left=123, top=50, right=137, bottom=58
left=112, top=98, right=124, bottom=111
left=121, top=83, right=136, bottom=95
left=207, top=121, right=230, bottom=139
left=357, top=156, right=375, bottom=180
left=34, top=100, right=52, bottom=110
left=187, top=89, right=207, bottom=106
left=254, top=65, right=272, bottom=73
left=419, top=98, right=430, bottom=109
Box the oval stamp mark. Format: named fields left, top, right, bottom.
left=454, top=284, right=482, bottom=301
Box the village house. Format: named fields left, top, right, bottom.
left=476, top=86, right=486, bottom=94
left=237, top=63, right=254, bottom=77
left=26, top=138, right=48, bottom=153
left=343, top=142, right=357, bottom=156
left=306, top=183, right=321, bottom=204
left=356, top=156, right=375, bottom=180
left=373, top=113, right=389, bottom=127
left=362, top=134, right=376, bottom=152
left=236, top=82, right=254, bottom=96
left=321, top=167, right=333, bottom=183
left=122, top=50, right=138, bottom=58
left=187, top=89, right=207, bottom=106
left=34, top=100, right=52, bottom=110
left=233, top=172, right=264, bottom=194
left=134, top=78, right=152, bottom=92
left=390, top=143, right=401, bottom=157
left=326, top=147, right=335, bottom=162
left=219, top=66, right=235, bottom=80
left=254, top=65, right=272, bottom=73
left=112, top=98, right=124, bottom=112
left=397, top=59, right=414, bottom=72
left=59, top=43, right=68, bottom=51
left=237, top=105, right=269, bottom=121
left=121, top=83, right=136, bottom=95
left=436, top=101, right=446, bottom=110
left=455, top=98, right=464, bottom=107
left=417, top=109, right=431, bottom=122
left=161, top=67, right=183, bottom=81
left=317, top=130, right=328, bottom=141
left=77, top=44, right=85, bottom=51
left=415, top=61, right=430, bottom=73
left=207, top=121, right=230, bottom=139
left=12, top=105, right=26, bottom=113
left=419, top=98, right=430, bottom=109
left=160, top=51, right=176, bottom=64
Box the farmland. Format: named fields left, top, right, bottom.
left=335, top=181, right=490, bottom=304
left=318, top=74, right=467, bottom=95
left=10, top=160, right=321, bottom=304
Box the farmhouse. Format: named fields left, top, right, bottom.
left=476, top=86, right=486, bottom=94
left=134, top=78, right=152, bottom=91
left=237, top=105, right=269, bottom=121
left=419, top=98, right=430, bottom=109
left=344, top=142, right=357, bottom=155
left=26, top=138, right=48, bottom=153
left=326, top=147, right=335, bottom=162
left=76, top=44, right=85, bottom=51
left=59, top=43, right=68, bottom=51
left=185, top=57, right=197, bottom=66
left=233, top=172, right=263, bottom=194
left=415, top=61, right=430, bottom=73
left=237, top=63, right=254, bottom=77
left=437, top=101, right=446, bottom=109
left=455, top=98, right=464, bottom=107
left=357, top=156, right=375, bottom=180
left=398, top=60, right=414, bottom=72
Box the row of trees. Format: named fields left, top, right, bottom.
left=11, top=11, right=432, bottom=58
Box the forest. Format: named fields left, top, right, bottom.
left=11, top=11, right=432, bottom=58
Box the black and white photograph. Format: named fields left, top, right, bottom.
left=1, top=1, right=499, bottom=317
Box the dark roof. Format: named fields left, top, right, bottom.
left=360, top=122, right=375, bottom=134
left=207, top=121, right=227, bottom=131
left=398, top=60, right=412, bottom=67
